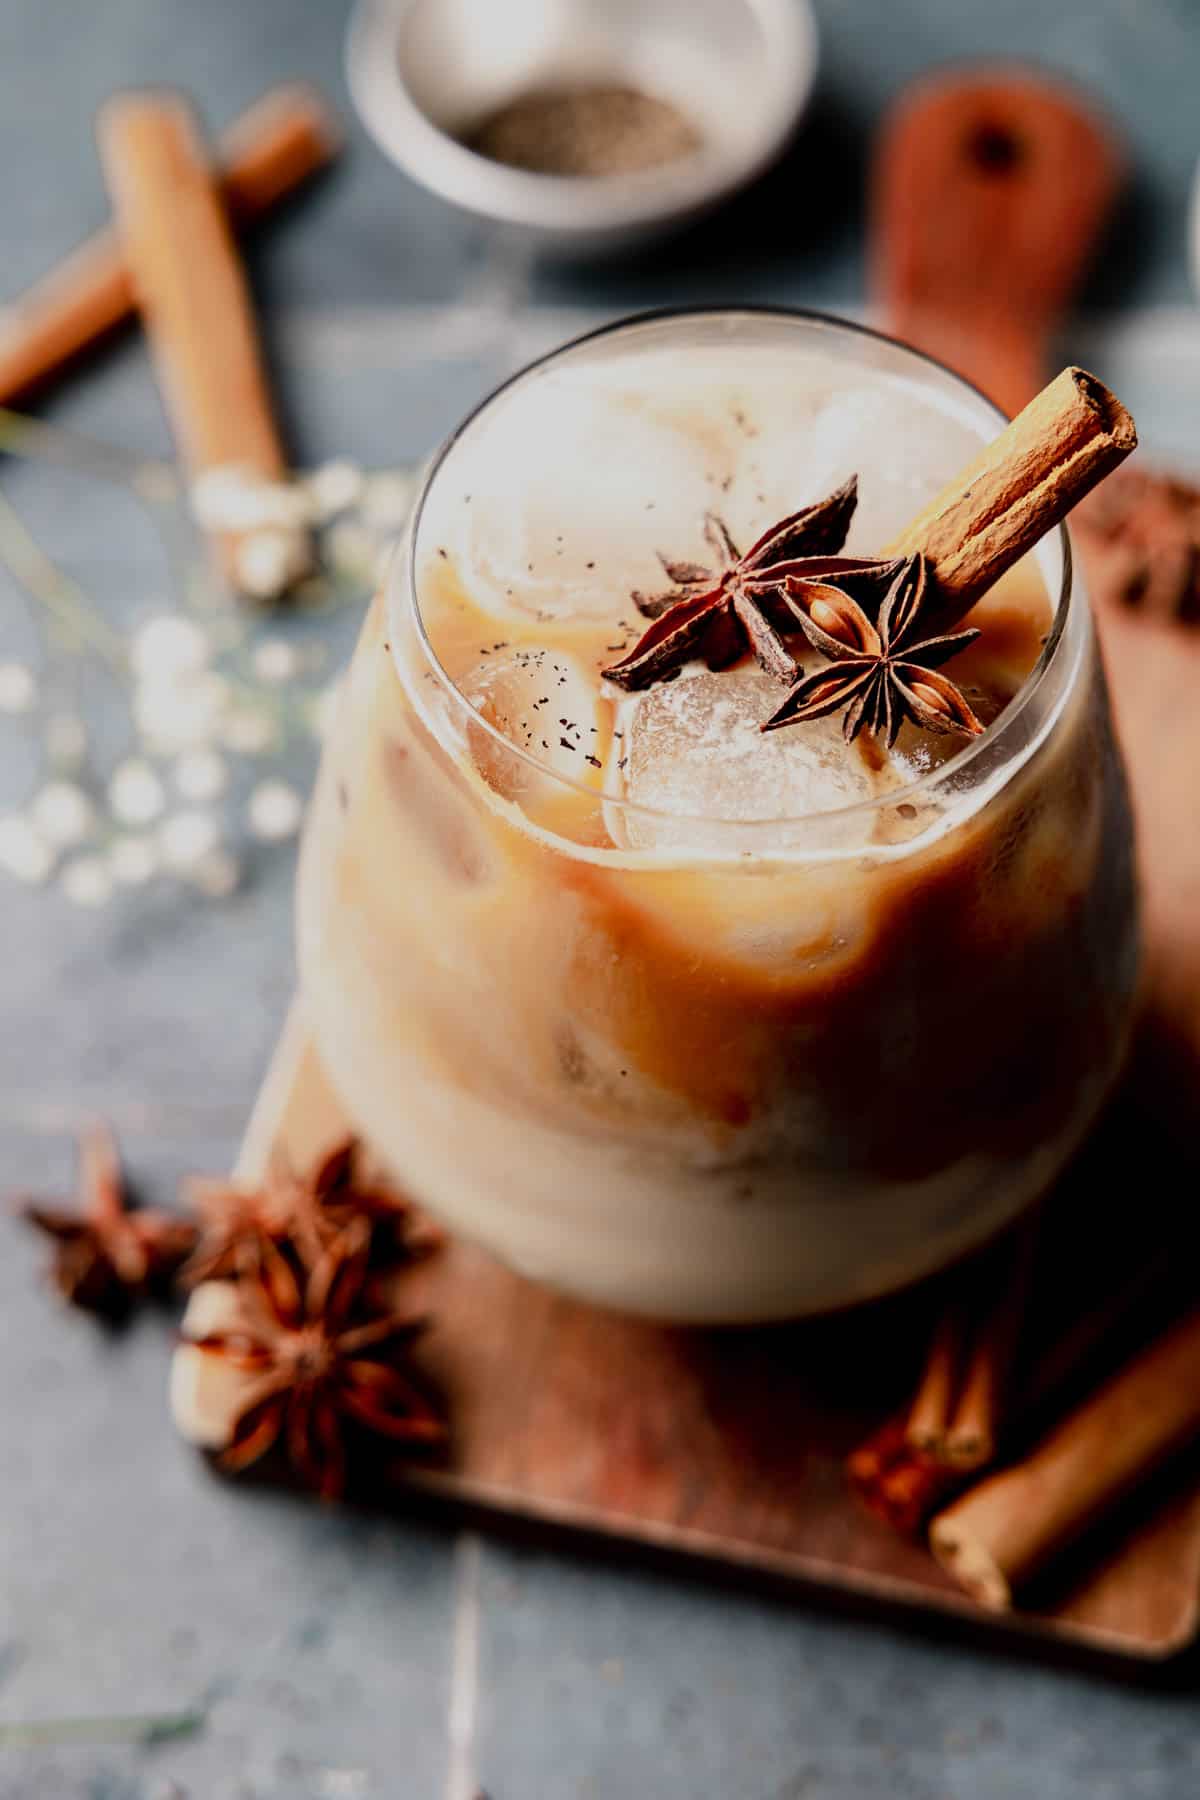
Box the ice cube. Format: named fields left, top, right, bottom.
left=459, top=646, right=608, bottom=800
left=418, top=374, right=718, bottom=625
left=418, top=350, right=993, bottom=633
left=613, top=664, right=882, bottom=855
left=738, top=382, right=987, bottom=552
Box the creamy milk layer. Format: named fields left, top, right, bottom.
left=297, top=317, right=1138, bottom=1320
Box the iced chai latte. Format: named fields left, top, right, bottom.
left=297, top=312, right=1138, bottom=1320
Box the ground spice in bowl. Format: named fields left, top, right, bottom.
left=462, top=84, right=702, bottom=178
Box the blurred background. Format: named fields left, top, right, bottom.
left=2, top=2, right=1200, bottom=1797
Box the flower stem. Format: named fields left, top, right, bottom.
left=0, top=407, right=178, bottom=504
left=0, top=1709, right=205, bottom=1747
left=0, top=489, right=129, bottom=672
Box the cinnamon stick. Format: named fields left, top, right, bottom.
left=904, top=1300, right=968, bottom=1455
left=0, top=84, right=338, bottom=409
left=930, top=1306, right=1200, bottom=1610
left=97, top=90, right=310, bottom=595
left=849, top=1240, right=1182, bottom=1538
left=846, top=1419, right=960, bottom=1536
left=942, top=1305, right=1018, bottom=1471
left=896, top=1220, right=1037, bottom=1471
left=887, top=366, right=1137, bottom=626
left=944, top=1217, right=1038, bottom=1470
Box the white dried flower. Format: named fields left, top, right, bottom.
left=234, top=527, right=311, bottom=601
left=218, top=706, right=274, bottom=755
left=159, top=808, right=221, bottom=872
left=60, top=854, right=113, bottom=908
left=315, top=1771, right=369, bottom=1800
left=188, top=847, right=241, bottom=898
left=108, top=757, right=166, bottom=827
left=0, top=815, right=54, bottom=884
left=30, top=780, right=95, bottom=849
left=131, top=615, right=211, bottom=683
left=302, top=459, right=364, bottom=522
left=0, top=660, right=37, bottom=714
left=134, top=670, right=230, bottom=754
left=190, top=466, right=250, bottom=530
left=44, top=712, right=88, bottom=769
left=247, top=779, right=303, bottom=842
left=361, top=469, right=416, bottom=533
left=108, top=835, right=160, bottom=886
left=173, top=747, right=228, bottom=802
left=191, top=465, right=312, bottom=533
left=252, top=637, right=301, bottom=684
left=324, top=518, right=375, bottom=580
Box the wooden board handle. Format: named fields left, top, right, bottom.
left=871, top=69, right=1124, bottom=417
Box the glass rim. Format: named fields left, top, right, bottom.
left=396, top=305, right=1078, bottom=834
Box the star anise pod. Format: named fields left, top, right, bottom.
left=179, top=1138, right=439, bottom=1290
left=1075, top=467, right=1200, bottom=622
left=184, top=1217, right=446, bottom=1499
left=18, top=1121, right=198, bottom=1320
left=765, top=553, right=985, bottom=746
left=602, top=477, right=861, bottom=690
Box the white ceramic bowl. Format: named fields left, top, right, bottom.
left=345, top=0, right=818, bottom=254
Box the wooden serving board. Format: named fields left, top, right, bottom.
left=240, top=1004, right=1200, bottom=1661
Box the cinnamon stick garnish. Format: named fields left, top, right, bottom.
left=0, top=84, right=338, bottom=410
left=97, top=90, right=310, bottom=596
left=930, top=1306, right=1200, bottom=1610
left=887, top=366, right=1137, bottom=626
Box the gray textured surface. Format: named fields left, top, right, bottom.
left=2, top=2, right=1200, bottom=1796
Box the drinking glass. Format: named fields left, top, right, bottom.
left=297, top=310, right=1138, bottom=1320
